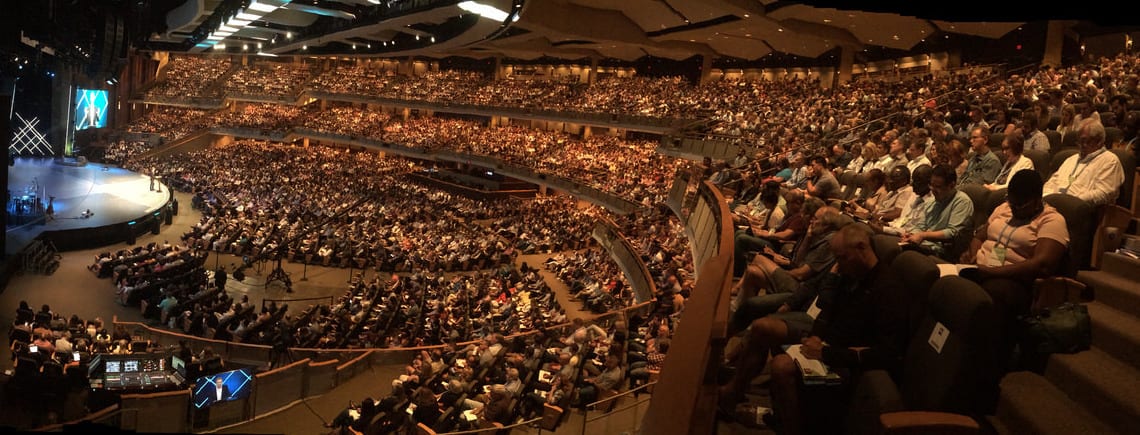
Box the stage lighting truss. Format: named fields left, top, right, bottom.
left=11, top=113, right=53, bottom=156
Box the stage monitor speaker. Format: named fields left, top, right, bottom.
left=152, top=214, right=161, bottom=234
left=171, top=198, right=179, bottom=216
left=165, top=209, right=173, bottom=225
left=125, top=222, right=136, bottom=245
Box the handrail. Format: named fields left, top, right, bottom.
left=434, top=417, right=543, bottom=435
left=641, top=180, right=734, bottom=435
left=585, top=381, right=657, bottom=409
left=113, top=300, right=655, bottom=356
left=592, top=217, right=659, bottom=303
left=31, top=404, right=123, bottom=432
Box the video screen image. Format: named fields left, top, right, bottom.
left=74, top=88, right=108, bottom=130
left=105, top=360, right=121, bottom=373
left=193, top=368, right=253, bottom=408
left=171, top=356, right=185, bottom=376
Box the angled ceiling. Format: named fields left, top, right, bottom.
left=138, top=0, right=1026, bottom=61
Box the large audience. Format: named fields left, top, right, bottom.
left=12, top=46, right=1140, bottom=433
left=146, top=56, right=231, bottom=100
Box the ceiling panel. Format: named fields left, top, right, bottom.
left=933, top=21, right=1023, bottom=39
left=569, top=0, right=687, bottom=31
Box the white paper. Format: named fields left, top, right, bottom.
left=785, top=344, right=829, bottom=376
left=937, top=264, right=977, bottom=277
left=928, top=322, right=949, bottom=354
left=806, top=296, right=822, bottom=319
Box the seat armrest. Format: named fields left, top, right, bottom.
left=845, top=370, right=905, bottom=434
left=852, top=370, right=905, bottom=413
left=879, top=411, right=979, bottom=435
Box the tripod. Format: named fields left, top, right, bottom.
left=265, top=257, right=293, bottom=293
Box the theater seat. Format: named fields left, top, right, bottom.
left=890, top=251, right=940, bottom=332
left=872, top=233, right=903, bottom=266
left=845, top=277, right=999, bottom=435
left=1048, top=149, right=1078, bottom=176
left=1043, top=130, right=1061, bottom=152
left=1022, top=149, right=1050, bottom=181
left=1110, top=149, right=1135, bottom=210
left=1043, top=194, right=1095, bottom=275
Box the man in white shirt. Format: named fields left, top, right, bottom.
left=874, top=166, right=916, bottom=223
left=905, top=135, right=932, bottom=174
left=878, top=164, right=934, bottom=233
left=1043, top=120, right=1125, bottom=206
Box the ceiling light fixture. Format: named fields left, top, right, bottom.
left=457, top=1, right=510, bottom=21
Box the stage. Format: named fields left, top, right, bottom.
left=6, top=157, right=175, bottom=256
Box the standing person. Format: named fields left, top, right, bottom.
left=214, top=266, right=227, bottom=291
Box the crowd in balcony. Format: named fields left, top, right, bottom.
left=223, top=62, right=313, bottom=99
left=146, top=56, right=231, bottom=100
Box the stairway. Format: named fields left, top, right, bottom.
left=989, top=252, right=1140, bottom=435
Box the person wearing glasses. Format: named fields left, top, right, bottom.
left=1043, top=120, right=1125, bottom=206
left=985, top=130, right=1035, bottom=191
left=959, top=126, right=1002, bottom=185
left=962, top=169, right=1069, bottom=364
left=901, top=165, right=974, bottom=259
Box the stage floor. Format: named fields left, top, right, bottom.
left=6, top=157, right=170, bottom=255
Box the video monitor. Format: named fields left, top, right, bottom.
left=171, top=355, right=186, bottom=376
left=193, top=368, right=254, bottom=408
left=75, top=88, right=109, bottom=130
left=124, top=360, right=140, bottom=373
left=105, top=360, right=122, bottom=373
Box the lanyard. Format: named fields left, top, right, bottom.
left=1066, top=148, right=1105, bottom=187
left=996, top=222, right=1018, bottom=248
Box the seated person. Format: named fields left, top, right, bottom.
left=476, top=384, right=514, bottom=426
left=765, top=158, right=793, bottom=184
left=803, top=155, right=840, bottom=201
left=1042, top=119, right=1125, bottom=206
left=868, top=166, right=915, bottom=223
left=986, top=130, right=1034, bottom=191
left=875, top=164, right=933, bottom=234
left=731, top=207, right=850, bottom=310
left=732, top=187, right=784, bottom=237
left=959, top=126, right=1002, bottom=185
left=325, top=398, right=378, bottom=431
left=844, top=169, right=886, bottom=217
left=719, top=224, right=909, bottom=434
left=733, top=181, right=785, bottom=227
left=732, top=191, right=814, bottom=276
left=962, top=169, right=1069, bottom=351
left=784, top=154, right=810, bottom=190
left=899, top=165, right=974, bottom=259
left=576, top=355, right=625, bottom=410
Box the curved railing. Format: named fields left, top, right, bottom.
left=135, top=89, right=695, bottom=134
left=99, top=300, right=651, bottom=432
left=592, top=217, right=658, bottom=304
left=144, top=126, right=646, bottom=214
left=641, top=179, right=735, bottom=434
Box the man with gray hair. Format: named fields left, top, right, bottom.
left=1043, top=120, right=1125, bottom=206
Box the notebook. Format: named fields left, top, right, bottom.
left=784, top=344, right=841, bottom=385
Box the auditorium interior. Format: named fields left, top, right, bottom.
left=2, top=1, right=1139, bottom=434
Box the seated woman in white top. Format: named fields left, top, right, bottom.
left=986, top=129, right=1035, bottom=191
